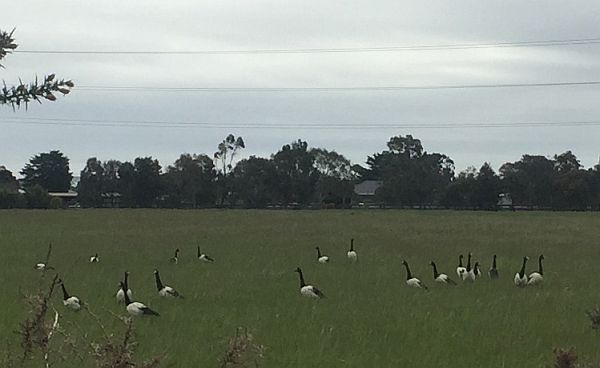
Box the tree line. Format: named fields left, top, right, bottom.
left=1, top=134, right=599, bottom=210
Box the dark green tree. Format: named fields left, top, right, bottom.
left=117, top=162, right=136, bottom=207
left=78, top=157, right=105, bottom=207
left=214, top=134, right=245, bottom=206
left=311, top=148, right=355, bottom=206
left=474, top=163, right=501, bottom=210
left=132, top=157, right=162, bottom=208
left=20, top=150, right=72, bottom=192
left=272, top=140, right=320, bottom=205
left=500, top=155, right=555, bottom=208
left=233, top=156, right=277, bottom=208
left=163, top=153, right=216, bottom=208
left=25, top=184, right=51, bottom=209
left=442, top=167, right=477, bottom=208
left=0, top=165, right=18, bottom=193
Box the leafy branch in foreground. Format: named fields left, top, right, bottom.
left=0, top=27, right=74, bottom=109
left=0, top=28, right=18, bottom=65
left=219, top=327, right=265, bottom=368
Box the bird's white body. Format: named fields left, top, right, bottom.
left=89, top=255, right=99, bottom=263
left=514, top=273, right=528, bottom=287
left=435, top=274, right=452, bottom=284
left=456, top=267, right=466, bottom=278
left=318, top=256, right=329, bottom=264
left=462, top=270, right=476, bottom=282
left=116, top=288, right=133, bottom=304
left=63, top=296, right=81, bottom=310
left=527, top=272, right=544, bottom=285
left=35, top=263, right=46, bottom=270
left=126, top=302, right=152, bottom=316
left=159, top=286, right=179, bottom=298
left=199, top=254, right=213, bottom=262
left=406, top=278, right=425, bottom=288
left=300, top=285, right=321, bottom=299
left=347, top=250, right=357, bottom=262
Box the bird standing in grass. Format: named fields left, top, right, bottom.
left=116, top=271, right=133, bottom=304
left=527, top=255, right=544, bottom=286
left=462, top=253, right=476, bottom=282
left=316, top=247, right=329, bottom=264
left=197, top=245, right=215, bottom=262
left=294, top=267, right=325, bottom=299
left=59, top=279, right=82, bottom=311
left=89, top=253, right=99, bottom=263
left=430, top=261, right=457, bottom=285
left=121, top=281, right=160, bottom=317
left=456, top=254, right=466, bottom=278
left=169, top=248, right=180, bottom=264
left=488, top=255, right=499, bottom=279
left=347, top=238, right=357, bottom=263
left=154, top=269, right=184, bottom=298
left=514, top=256, right=529, bottom=287
left=402, top=260, right=427, bottom=289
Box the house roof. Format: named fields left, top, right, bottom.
left=354, top=180, right=383, bottom=196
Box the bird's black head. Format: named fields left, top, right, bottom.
left=524, top=256, right=529, bottom=261
left=540, top=254, right=545, bottom=260
left=401, top=260, right=408, bottom=266
left=119, top=281, right=125, bottom=289
left=153, top=269, right=159, bottom=274
left=294, top=267, right=302, bottom=273
left=429, top=261, right=435, bottom=266
left=125, top=270, right=130, bottom=275
left=459, top=254, right=463, bottom=259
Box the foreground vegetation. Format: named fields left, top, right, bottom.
left=0, top=209, right=599, bottom=367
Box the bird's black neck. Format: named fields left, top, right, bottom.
left=316, top=247, right=322, bottom=258
left=519, top=257, right=528, bottom=277
left=122, top=283, right=132, bottom=305
left=458, top=255, right=464, bottom=267
left=538, top=256, right=544, bottom=275
left=466, top=254, right=472, bottom=271
left=349, top=239, right=354, bottom=252
left=123, top=272, right=129, bottom=290
left=154, top=272, right=164, bottom=290
left=297, top=270, right=306, bottom=288
left=492, top=255, right=497, bottom=269
left=431, top=262, right=439, bottom=278
left=60, top=283, right=69, bottom=300
left=174, top=249, right=179, bottom=257
left=403, top=263, right=412, bottom=280
left=197, top=246, right=201, bottom=258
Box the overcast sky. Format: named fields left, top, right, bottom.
left=2, top=0, right=600, bottom=176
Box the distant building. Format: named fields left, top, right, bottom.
left=48, top=190, right=79, bottom=207
left=497, top=193, right=513, bottom=210
left=353, top=180, right=383, bottom=207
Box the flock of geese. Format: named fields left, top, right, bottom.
left=34, top=245, right=213, bottom=316
left=34, top=239, right=545, bottom=315
left=296, top=240, right=545, bottom=299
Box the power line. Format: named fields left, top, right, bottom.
left=74, top=81, right=600, bottom=93
left=12, top=36, right=600, bottom=55
left=2, top=116, right=600, bottom=130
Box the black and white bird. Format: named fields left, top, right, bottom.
left=402, top=260, right=427, bottom=289
left=197, top=245, right=214, bottom=263
left=169, top=248, right=180, bottom=264
left=514, top=256, right=529, bottom=287
left=59, top=279, right=82, bottom=311
left=474, top=262, right=482, bottom=278
left=315, top=247, right=329, bottom=264
left=294, top=267, right=325, bottom=299
left=346, top=238, right=357, bottom=263
left=116, top=271, right=133, bottom=304
left=527, top=254, right=544, bottom=286
left=35, top=243, right=54, bottom=271
left=462, top=253, right=476, bottom=282
left=121, top=281, right=160, bottom=317
left=89, top=253, right=100, bottom=263
left=153, top=269, right=183, bottom=298
left=430, top=261, right=457, bottom=285
left=488, top=254, right=499, bottom=279
left=456, top=254, right=466, bottom=278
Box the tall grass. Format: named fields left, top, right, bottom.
left=0, top=209, right=598, bottom=367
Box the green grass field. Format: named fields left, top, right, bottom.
left=1, top=209, right=599, bottom=367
